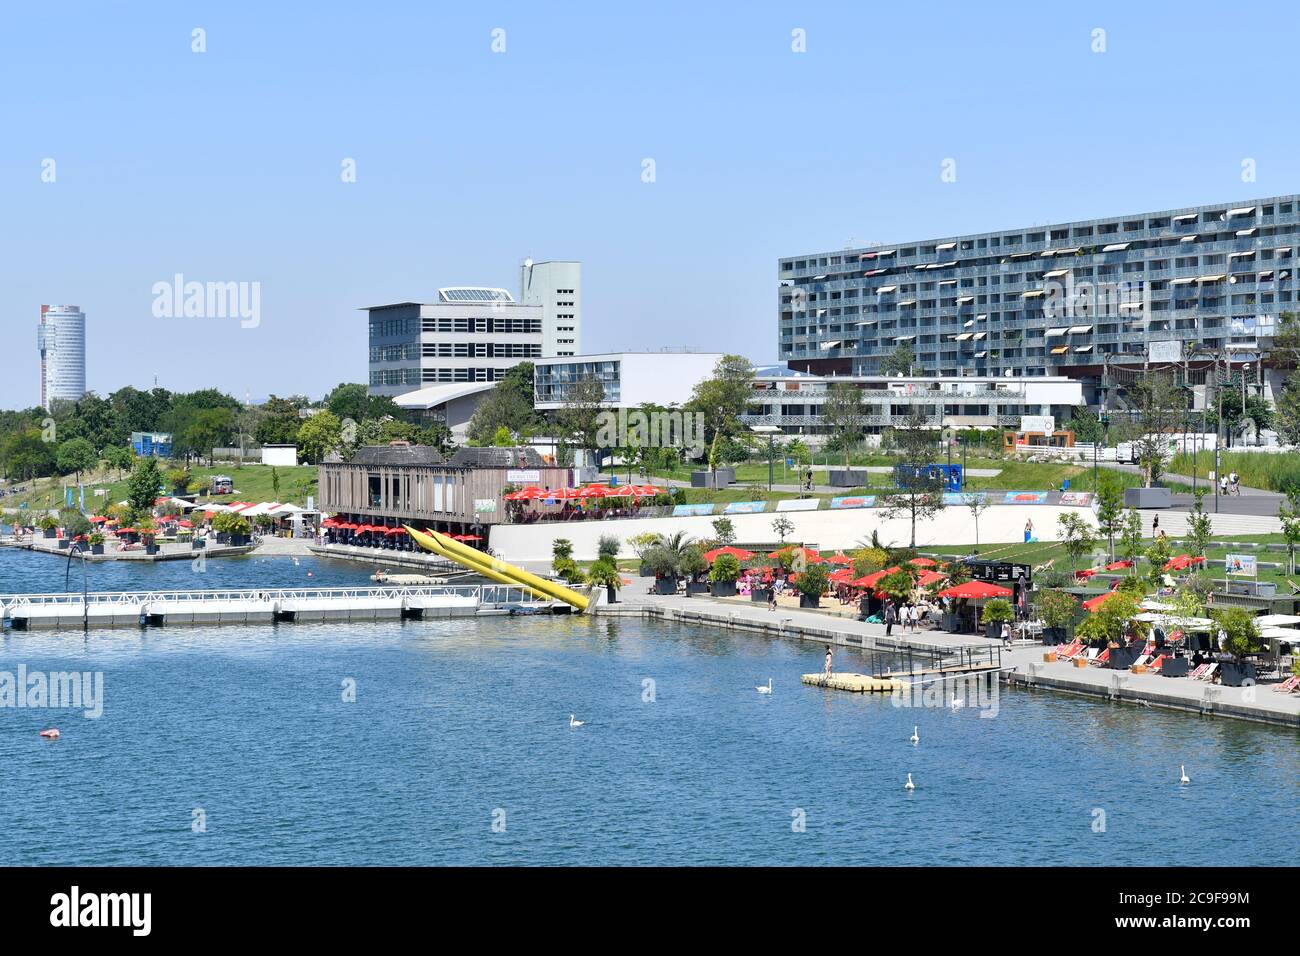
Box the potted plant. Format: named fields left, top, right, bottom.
left=681, top=544, right=709, bottom=595
left=88, top=531, right=105, bottom=556
left=796, top=562, right=830, bottom=609
left=1035, top=589, right=1078, bottom=645
left=643, top=545, right=681, bottom=595
left=628, top=532, right=661, bottom=577
left=136, top=518, right=159, bottom=555
left=38, top=514, right=58, bottom=539
left=1212, top=606, right=1262, bottom=687
left=980, top=598, right=1015, bottom=640
left=586, top=559, right=623, bottom=604
left=709, top=552, right=742, bottom=597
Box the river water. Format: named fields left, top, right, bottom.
left=0, top=548, right=1294, bottom=865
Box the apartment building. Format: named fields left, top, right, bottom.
left=779, top=196, right=1299, bottom=404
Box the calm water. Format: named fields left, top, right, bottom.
left=0, top=548, right=1295, bottom=866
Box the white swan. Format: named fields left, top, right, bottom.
left=904, top=773, right=915, bottom=791
left=569, top=714, right=584, bottom=729
left=909, top=726, right=919, bottom=744
left=1179, top=765, right=1190, bottom=785
left=950, top=694, right=964, bottom=710
left=756, top=678, right=772, bottom=695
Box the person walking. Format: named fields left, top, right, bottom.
left=1152, top=514, right=1159, bottom=535
left=823, top=645, right=833, bottom=680
left=767, top=585, right=777, bottom=612
left=1024, top=518, right=1034, bottom=543
left=884, top=600, right=896, bottom=637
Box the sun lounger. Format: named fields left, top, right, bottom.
left=1133, top=654, right=1151, bottom=668
left=1195, top=663, right=1218, bottom=681
left=1272, top=676, right=1300, bottom=693
left=1148, top=655, right=1167, bottom=672
left=1187, top=664, right=1209, bottom=679
left=1091, top=648, right=1111, bottom=666
left=1057, top=642, right=1084, bottom=659
left=1084, top=647, right=1101, bottom=661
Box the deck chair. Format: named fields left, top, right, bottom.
left=1057, top=642, right=1084, bottom=659
left=1147, top=654, right=1166, bottom=672
left=1091, top=648, right=1111, bottom=666
left=1133, top=654, right=1151, bottom=668
left=1084, top=647, right=1101, bottom=661
left=1272, top=676, right=1300, bottom=693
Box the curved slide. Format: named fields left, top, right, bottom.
left=404, top=526, right=590, bottom=612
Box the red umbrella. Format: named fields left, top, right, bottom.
left=829, top=568, right=855, bottom=582
left=1083, top=591, right=1119, bottom=613
left=851, top=567, right=901, bottom=589
left=917, top=570, right=946, bottom=586
left=769, top=546, right=821, bottom=563
left=908, top=557, right=937, bottom=568
left=1104, top=560, right=1133, bottom=571
left=826, top=553, right=854, bottom=565
left=88, top=515, right=107, bottom=524
left=460, top=534, right=482, bottom=542
left=506, top=486, right=549, bottom=501
left=548, top=488, right=581, bottom=500
left=633, top=485, right=664, bottom=496
left=703, top=546, right=755, bottom=563
left=938, top=580, right=1013, bottom=600
left=578, top=485, right=609, bottom=498
left=384, top=527, right=405, bottom=535
left=606, top=485, right=638, bottom=498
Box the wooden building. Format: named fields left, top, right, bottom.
left=317, top=443, right=573, bottom=532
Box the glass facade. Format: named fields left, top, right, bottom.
left=779, top=196, right=1300, bottom=387
left=534, top=359, right=621, bottom=404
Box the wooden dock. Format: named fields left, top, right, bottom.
left=801, top=673, right=906, bottom=693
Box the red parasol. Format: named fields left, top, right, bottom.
left=937, top=580, right=1013, bottom=600
left=703, top=546, right=755, bottom=562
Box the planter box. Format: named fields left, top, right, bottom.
left=1108, top=646, right=1138, bottom=670
left=984, top=622, right=1006, bottom=640
left=750, top=587, right=772, bottom=603
left=1218, top=660, right=1257, bottom=687
left=144, top=544, right=159, bottom=555
left=192, top=539, right=206, bottom=550
left=638, top=563, right=652, bottom=577
left=685, top=581, right=709, bottom=595
left=654, top=578, right=679, bottom=596
left=1160, top=657, right=1190, bottom=678
left=710, top=580, right=737, bottom=597
left=42, top=528, right=56, bottom=539
left=799, top=593, right=822, bottom=609
left=1130, top=664, right=1148, bottom=674
left=90, top=544, right=104, bottom=556
left=57, top=538, right=70, bottom=550
left=1072, top=657, right=1090, bottom=669
left=1042, top=626, right=1067, bottom=645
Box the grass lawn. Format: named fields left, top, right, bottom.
left=2, top=464, right=318, bottom=514
left=1167, top=451, right=1300, bottom=493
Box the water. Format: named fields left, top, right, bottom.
left=0, top=549, right=1295, bottom=865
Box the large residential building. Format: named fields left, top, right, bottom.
left=366, top=287, right=545, bottom=397
left=779, top=196, right=1299, bottom=405
left=739, top=369, right=1083, bottom=441
left=532, top=351, right=724, bottom=410
left=37, top=304, right=87, bottom=409
left=519, top=259, right=581, bottom=357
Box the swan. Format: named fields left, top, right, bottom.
left=39, top=728, right=60, bottom=739
left=569, top=714, right=584, bottom=729
left=909, top=726, right=919, bottom=744
left=1179, top=765, right=1190, bottom=785
left=950, top=694, right=964, bottom=710
left=904, top=773, right=915, bottom=791
left=756, top=678, right=772, bottom=695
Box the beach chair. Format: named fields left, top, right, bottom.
left=1084, top=647, right=1101, bottom=662
left=1272, top=676, right=1299, bottom=693
left=1197, top=663, right=1219, bottom=682
left=1148, top=655, right=1167, bottom=672
left=1058, top=642, right=1084, bottom=660
left=1187, top=664, right=1209, bottom=680
left=1133, top=654, right=1151, bottom=668
left=1091, top=648, right=1111, bottom=666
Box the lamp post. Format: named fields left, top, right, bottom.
left=750, top=425, right=781, bottom=493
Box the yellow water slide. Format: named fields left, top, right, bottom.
left=404, top=526, right=590, bottom=611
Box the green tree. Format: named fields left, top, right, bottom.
left=1185, top=488, right=1214, bottom=558
left=1066, top=405, right=1103, bottom=444
left=1128, top=372, right=1185, bottom=486
left=822, top=382, right=868, bottom=468
left=1094, top=472, right=1125, bottom=561
left=297, top=410, right=344, bottom=464
left=688, top=354, right=756, bottom=479
left=1, top=429, right=57, bottom=481
left=126, top=457, right=163, bottom=519
left=103, top=444, right=135, bottom=480
left=1278, top=490, right=1300, bottom=575
left=711, top=517, right=736, bottom=545
left=55, top=437, right=97, bottom=484
left=771, top=516, right=794, bottom=543
left=879, top=341, right=915, bottom=376
left=879, top=409, right=945, bottom=548
left=1212, top=606, right=1262, bottom=660
left=1119, top=507, right=1144, bottom=572
left=1056, top=511, right=1096, bottom=572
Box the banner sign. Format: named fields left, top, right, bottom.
left=1003, top=491, right=1049, bottom=504
left=1059, top=492, right=1093, bottom=506
left=671, top=503, right=715, bottom=517
left=829, top=495, right=876, bottom=510
left=1225, top=553, right=1257, bottom=576
left=943, top=492, right=986, bottom=506
left=473, top=499, right=497, bottom=514
left=506, top=469, right=541, bottom=483
left=722, top=501, right=767, bottom=515
left=776, top=498, right=820, bottom=512
left=1019, top=415, right=1054, bottom=434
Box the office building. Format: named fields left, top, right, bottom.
left=366, top=287, right=545, bottom=397
left=519, top=259, right=581, bottom=357
left=739, top=368, right=1083, bottom=440
left=779, top=196, right=1300, bottom=404
left=532, top=351, right=724, bottom=410
left=37, top=304, right=86, bottom=409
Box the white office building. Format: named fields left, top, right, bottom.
left=519, top=258, right=581, bottom=357
left=366, top=288, right=546, bottom=397
left=533, top=351, right=724, bottom=410
left=37, top=304, right=86, bottom=409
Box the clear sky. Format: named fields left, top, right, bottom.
left=2, top=1, right=1297, bottom=409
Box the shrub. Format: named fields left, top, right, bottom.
left=1212, top=606, right=1262, bottom=660
left=679, top=544, right=708, bottom=579
left=709, top=552, right=741, bottom=583
left=597, top=535, right=620, bottom=562
left=851, top=547, right=888, bottom=577
left=981, top=598, right=1015, bottom=625
left=586, top=559, right=622, bottom=592
left=1034, top=589, right=1078, bottom=630
left=795, top=562, right=830, bottom=600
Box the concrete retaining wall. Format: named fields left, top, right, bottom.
left=489, top=504, right=1094, bottom=562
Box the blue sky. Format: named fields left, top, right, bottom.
left=2, top=1, right=1297, bottom=408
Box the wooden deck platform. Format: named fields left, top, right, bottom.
left=801, top=672, right=906, bottom=693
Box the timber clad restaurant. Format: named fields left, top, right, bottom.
left=316, top=443, right=574, bottom=546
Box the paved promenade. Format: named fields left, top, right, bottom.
left=600, top=590, right=1300, bottom=728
